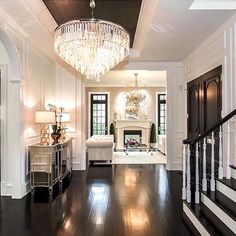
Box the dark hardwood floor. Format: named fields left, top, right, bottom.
left=0, top=165, right=192, bottom=236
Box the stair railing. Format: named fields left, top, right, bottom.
left=182, top=109, right=236, bottom=203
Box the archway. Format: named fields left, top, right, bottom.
left=0, top=29, right=22, bottom=198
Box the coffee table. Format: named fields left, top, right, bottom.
left=124, top=144, right=154, bottom=156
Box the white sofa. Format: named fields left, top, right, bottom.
left=85, top=135, right=114, bottom=162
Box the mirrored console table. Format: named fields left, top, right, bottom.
left=29, top=139, right=72, bottom=195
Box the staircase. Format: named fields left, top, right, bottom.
left=182, top=110, right=236, bottom=235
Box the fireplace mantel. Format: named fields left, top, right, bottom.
left=114, top=120, right=152, bottom=128
left=114, top=119, right=152, bottom=149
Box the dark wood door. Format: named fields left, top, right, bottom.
left=187, top=66, right=222, bottom=139
left=187, top=66, right=222, bottom=183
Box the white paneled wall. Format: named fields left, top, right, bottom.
left=166, top=64, right=184, bottom=170
left=55, top=64, right=86, bottom=170
left=0, top=20, right=86, bottom=198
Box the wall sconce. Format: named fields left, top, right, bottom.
left=35, top=110, right=55, bottom=145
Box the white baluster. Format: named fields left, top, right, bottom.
left=202, top=138, right=207, bottom=191
left=187, top=144, right=191, bottom=203
left=218, top=126, right=223, bottom=179
left=226, top=122, right=231, bottom=179
left=195, top=143, right=200, bottom=203
left=211, top=132, right=215, bottom=191
left=182, top=145, right=187, bottom=200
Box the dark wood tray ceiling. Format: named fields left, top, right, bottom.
left=43, top=0, right=142, bottom=47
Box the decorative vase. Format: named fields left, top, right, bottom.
left=51, top=132, right=61, bottom=144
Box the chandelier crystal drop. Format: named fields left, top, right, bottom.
left=54, top=0, right=130, bottom=81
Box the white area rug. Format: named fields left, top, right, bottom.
left=112, top=151, right=166, bottom=164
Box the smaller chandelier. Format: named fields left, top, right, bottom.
left=125, top=73, right=147, bottom=116
left=54, top=0, right=130, bottom=81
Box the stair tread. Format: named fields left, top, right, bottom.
left=184, top=201, right=222, bottom=236
left=201, top=190, right=236, bottom=221
left=217, top=177, right=236, bottom=191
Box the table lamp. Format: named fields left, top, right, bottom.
left=35, top=110, right=55, bottom=145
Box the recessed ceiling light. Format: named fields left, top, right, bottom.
left=189, top=0, right=236, bottom=10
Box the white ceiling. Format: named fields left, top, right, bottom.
left=0, top=0, right=235, bottom=86
left=138, top=0, right=235, bottom=61
left=85, top=70, right=167, bottom=87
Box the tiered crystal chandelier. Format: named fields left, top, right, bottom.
left=54, top=0, right=130, bottom=81
left=125, top=73, right=147, bottom=116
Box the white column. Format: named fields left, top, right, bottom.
left=202, top=137, right=207, bottom=191
left=195, top=143, right=200, bottom=203
left=187, top=144, right=191, bottom=203
left=182, top=145, right=186, bottom=200
left=210, top=132, right=215, bottom=191
left=218, top=126, right=224, bottom=179
left=226, top=122, right=231, bottom=179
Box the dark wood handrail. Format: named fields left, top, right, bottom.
left=183, top=109, right=236, bottom=145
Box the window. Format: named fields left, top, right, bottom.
left=158, top=94, right=166, bottom=135
left=90, top=94, right=108, bottom=136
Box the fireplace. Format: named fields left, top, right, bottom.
left=124, top=130, right=142, bottom=145
left=114, top=120, right=151, bottom=149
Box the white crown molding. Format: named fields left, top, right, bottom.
left=190, top=0, right=236, bottom=10
left=132, top=0, right=159, bottom=53
left=19, top=0, right=57, bottom=35
left=0, top=7, right=28, bottom=38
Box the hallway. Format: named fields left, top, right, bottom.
left=0, top=165, right=192, bottom=236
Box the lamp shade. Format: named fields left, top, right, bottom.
left=60, top=112, right=71, bottom=123
left=35, top=111, right=55, bottom=124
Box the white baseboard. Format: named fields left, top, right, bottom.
left=72, top=161, right=84, bottom=170
left=183, top=202, right=210, bottom=236
left=216, top=180, right=236, bottom=203
left=201, top=193, right=236, bottom=234
left=1, top=181, right=13, bottom=196
left=166, top=161, right=182, bottom=170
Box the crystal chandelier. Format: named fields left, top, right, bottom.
left=125, top=73, right=147, bottom=116
left=54, top=0, right=130, bottom=81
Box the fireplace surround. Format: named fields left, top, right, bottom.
left=114, top=120, right=152, bottom=149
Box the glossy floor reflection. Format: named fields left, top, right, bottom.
left=0, top=165, right=192, bottom=236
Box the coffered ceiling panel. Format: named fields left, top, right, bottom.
left=42, top=0, right=142, bottom=47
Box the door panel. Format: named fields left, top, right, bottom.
left=187, top=80, right=201, bottom=139
left=203, top=71, right=222, bottom=132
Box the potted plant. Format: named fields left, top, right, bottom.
left=150, top=123, right=157, bottom=148
left=109, top=122, right=116, bottom=143
left=48, top=104, right=62, bottom=144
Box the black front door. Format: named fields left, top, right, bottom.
left=187, top=66, right=222, bottom=139
left=90, top=94, right=108, bottom=137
